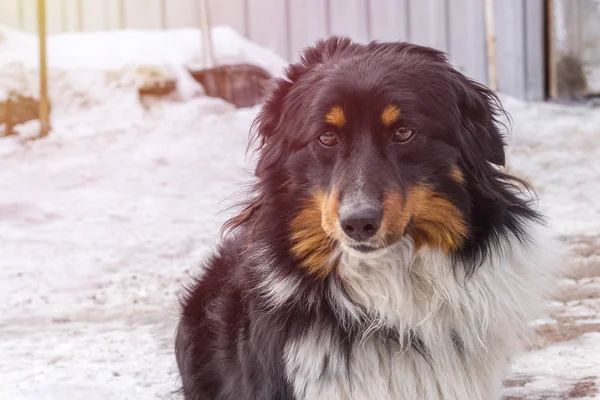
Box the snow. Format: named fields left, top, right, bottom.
left=1, top=25, right=599, bottom=399
left=506, top=333, right=600, bottom=399
left=0, top=24, right=286, bottom=74
left=0, top=24, right=287, bottom=104
left=501, top=94, right=600, bottom=236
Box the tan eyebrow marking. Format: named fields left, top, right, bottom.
left=381, top=105, right=402, bottom=127
left=450, top=165, right=465, bottom=184
left=325, top=106, right=346, bottom=128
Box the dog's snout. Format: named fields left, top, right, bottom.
left=340, top=206, right=383, bottom=241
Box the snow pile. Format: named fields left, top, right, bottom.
left=0, top=24, right=287, bottom=110
left=0, top=24, right=286, bottom=74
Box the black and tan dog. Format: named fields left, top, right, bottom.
left=174, top=36, right=560, bottom=400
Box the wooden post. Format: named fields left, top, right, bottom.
left=484, top=0, right=498, bottom=91
left=37, top=0, right=50, bottom=138
left=547, top=0, right=558, bottom=98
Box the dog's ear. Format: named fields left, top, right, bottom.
left=249, top=77, right=293, bottom=151
left=249, top=36, right=356, bottom=175
left=251, top=36, right=355, bottom=143
left=453, top=74, right=507, bottom=169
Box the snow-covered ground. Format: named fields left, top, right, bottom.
left=1, top=25, right=599, bottom=399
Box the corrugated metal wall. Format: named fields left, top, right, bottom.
left=549, top=0, right=600, bottom=96
left=0, top=0, right=546, bottom=100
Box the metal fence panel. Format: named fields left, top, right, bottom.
left=0, top=0, right=547, bottom=100
left=368, top=0, right=410, bottom=42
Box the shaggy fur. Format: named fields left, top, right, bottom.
left=174, top=36, right=562, bottom=400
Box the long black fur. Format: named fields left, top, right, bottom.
left=174, top=36, right=541, bottom=399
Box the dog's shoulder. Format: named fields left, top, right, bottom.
left=175, top=231, right=297, bottom=399
left=178, top=233, right=249, bottom=317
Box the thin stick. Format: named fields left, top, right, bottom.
left=198, top=0, right=215, bottom=68
left=204, top=0, right=216, bottom=66
left=547, top=0, right=558, bottom=99
left=37, top=0, right=50, bottom=138
left=485, top=0, right=498, bottom=91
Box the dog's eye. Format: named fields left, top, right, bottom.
left=318, top=132, right=338, bottom=147
left=392, top=127, right=416, bottom=144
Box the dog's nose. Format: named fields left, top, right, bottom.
left=340, top=206, right=383, bottom=241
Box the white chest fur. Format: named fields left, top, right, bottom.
left=283, top=225, right=560, bottom=400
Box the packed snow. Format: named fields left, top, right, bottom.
left=0, top=24, right=287, bottom=106
left=1, top=25, right=599, bottom=399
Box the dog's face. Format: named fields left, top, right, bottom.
left=245, top=37, right=508, bottom=278
left=289, top=78, right=470, bottom=256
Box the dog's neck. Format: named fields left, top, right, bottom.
left=325, top=220, right=556, bottom=351
left=330, top=238, right=457, bottom=337
left=254, top=218, right=555, bottom=349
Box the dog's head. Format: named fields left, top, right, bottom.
left=228, top=36, right=536, bottom=278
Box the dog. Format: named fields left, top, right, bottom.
left=174, top=36, right=561, bottom=400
